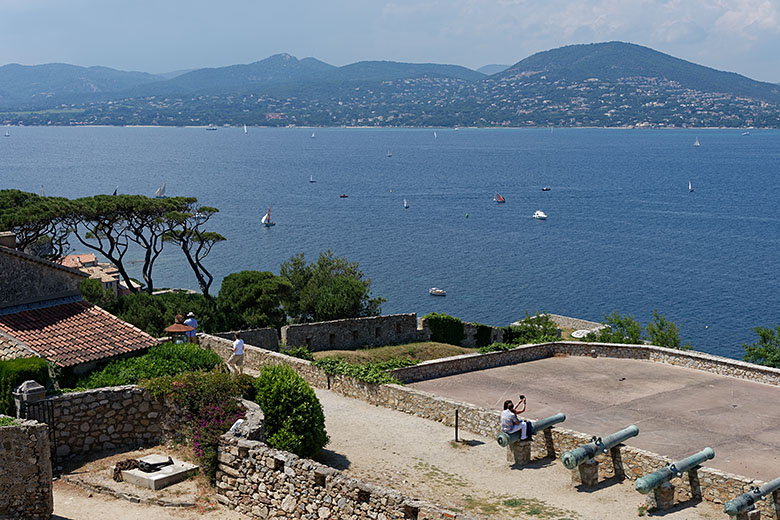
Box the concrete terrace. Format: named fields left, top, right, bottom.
left=408, top=355, right=780, bottom=481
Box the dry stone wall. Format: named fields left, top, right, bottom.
left=281, top=314, right=424, bottom=352
left=212, top=328, right=279, bottom=351
left=0, top=417, right=53, bottom=520
left=216, top=432, right=475, bottom=519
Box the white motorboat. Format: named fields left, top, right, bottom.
left=533, top=210, right=547, bottom=220
left=429, top=287, right=446, bottom=296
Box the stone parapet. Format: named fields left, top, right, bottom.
left=210, top=328, right=278, bottom=351
left=0, top=417, right=53, bottom=520
left=216, top=434, right=475, bottom=519
left=281, top=313, right=424, bottom=351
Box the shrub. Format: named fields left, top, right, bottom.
left=501, top=313, right=559, bottom=345
left=585, top=311, right=643, bottom=344
left=280, top=345, right=315, bottom=362
left=0, top=416, right=18, bottom=426
left=474, top=323, right=494, bottom=348
left=743, top=326, right=780, bottom=368
left=645, top=310, right=692, bottom=349
left=254, top=364, right=328, bottom=458
left=70, top=343, right=223, bottom=390
left=106, top=291, right=223, bottom=337
left=424, top=312, right=464, bottom=345
left=192, top=402, right=246, bottom=481
left=0, top=357, right=50, bottom=416
left=478, top=342, right=516, bottom=354
left=312, top=357, right=415, bottom=385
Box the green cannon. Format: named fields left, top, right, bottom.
left=635, top=448, right=715, bottom=494
left=496, top=413, right=566, bottom=447
left=561, top=424, right=639, bottom=470
left=724, top=476, right=780, bottom=516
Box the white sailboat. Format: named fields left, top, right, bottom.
left=433, top=131, right=438, bottom=139
left=309, top=175, right=316, bottom=183
left=311, top=131, right=315, bottom=138
left=3, top=129, right=9, bottom=137
left=243, top=124, right=247, bottom=134
left=689, top=181, right=694, bottom=192
left=693, top=137, right=701, bottom=147
left=403, top=199, right=409, bottom=209
left=387, top=150, right=392, bottom=157
left=154, top=183, right=167, bottom=199
left=261, top=206, right=276, bottom=227
left=39, top=185, right=45, bottom=197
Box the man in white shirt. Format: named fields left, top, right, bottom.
left=228, top=332, right=245, bottom=375
left=183, top=312, right=198, bottom=344
left=500, top=396, right=529, bottom=440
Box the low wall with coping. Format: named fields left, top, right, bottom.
left=281, top=313, right=424, bottom=351
left=0, top=417, right=53, bottom=520
left=200, top=333, right=780, bottom=515
left=211, top=328, right=279, bottom=351
left=216, top=422, right=473, bottom=519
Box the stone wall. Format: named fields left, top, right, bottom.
left=281, top=313, right=424, bottom=352
left=216, top=432, right=475, bottom=519
left=0, top=247, right=85, bottom=309
left=460, top=321, right=503, bottom=348
left=49, top=385, right=168, bottom=461
left=0, top=416, right=53, bottom=520
left=211, top=328, right=279, bottom=351
left=542, top=314, right=604, bottom=332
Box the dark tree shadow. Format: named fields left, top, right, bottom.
left=315, top=448, right=351, bottom=470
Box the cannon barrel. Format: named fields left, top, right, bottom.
left=561, top=425, right=639, bottom=470
left=496, top=413, right=566, bottom=447
left=724, top=476, right=780, bottom=516
left=635, top=448, right=715, bottom=495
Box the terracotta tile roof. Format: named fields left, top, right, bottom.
left=0, top=330, right=38, bottom=361
left=59, top=254, right=97, bottom=269
left=0, top=300, right=157, bottom=367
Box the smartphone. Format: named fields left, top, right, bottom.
left=519, top=394, right=525, bottom=401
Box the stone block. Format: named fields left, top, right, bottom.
left=506, top=440, right=531, bottom=466
left=647, top=481, right=676, bottom=510
left=571, top=459, right=599, bottom=487
left=118, top=455, right=199, bottom=491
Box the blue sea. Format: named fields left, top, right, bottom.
left=2, top=126, right=780, bottom=359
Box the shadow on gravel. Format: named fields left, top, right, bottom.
left=315, top=448, right=351, bottom=470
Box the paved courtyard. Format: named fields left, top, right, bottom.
left=408, top=356, right=780, bottom=481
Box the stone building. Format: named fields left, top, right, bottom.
left=0, top=232, right=157, bottom=371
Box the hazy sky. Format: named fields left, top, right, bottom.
left=1, top=0, right=779, bottom=82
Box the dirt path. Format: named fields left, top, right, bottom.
left=313, top=388, right=723, bottom=520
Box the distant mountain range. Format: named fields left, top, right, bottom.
left=1, top=42, right=779, bottom=127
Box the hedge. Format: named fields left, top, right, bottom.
left=0, top=357, right=50, bottom=416
left=424, top=312, right=464, bottom=345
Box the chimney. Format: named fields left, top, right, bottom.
left=0, top=231, right=16, bottom=249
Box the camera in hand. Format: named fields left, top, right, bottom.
left=519, top=394, right=525, bottom=401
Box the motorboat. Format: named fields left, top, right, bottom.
left=403, top=199, right=409, bottom=209
left=542, top=186, right=551, bottom=191
left=429, top=287, right=446, bottom=296
left=206, top=124, right=217, bottom=131
left=339, top=194, right=349, bottom=198
left=533, top=210, right=547, bottom=220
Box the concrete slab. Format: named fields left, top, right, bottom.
left=119, top=455, right=199, bottom=491
left=408, top=356, right=780, bottom=481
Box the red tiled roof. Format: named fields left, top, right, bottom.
left=0, top=300, right=157, bottom=367
left=165, top=323, right=194, bottom=333
left=0, top=330, right=38, bottom=361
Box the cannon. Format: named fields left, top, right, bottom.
left=561, top=424, right=639, bottom=470
left=724, top=476, right=780, bottom=517
left=636, top=447, right=715, bottom=495
left=496, top=413, right=566, bottom=447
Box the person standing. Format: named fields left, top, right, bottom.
left=183, top=312, right=199, bottom=344
left=228, top=332, right=244, bottom=375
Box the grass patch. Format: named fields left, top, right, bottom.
left=413, top=461, right=469, bottom=488
left=311, top=342, right=474, bottom=364
left=500, top=495, right=577, bottom=519
left=0, top=416, right=18, bottom=426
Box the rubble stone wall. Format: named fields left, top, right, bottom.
left=0, top=249, right=84, bottom=308
left=0, top=417, right=53, bottom=520
left=281, top=313, right=425, bottom=352
left=211, top=328, right=279, bottom=351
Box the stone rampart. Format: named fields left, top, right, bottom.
left=542, top=314, right=604, bottom=332
left=211, top=328, right=279, bottom=351
left=0, top=417, right=53, bottom=520
left=216, top=433, right=475, bottom=519
left=281, top=313, right=424, bottom=352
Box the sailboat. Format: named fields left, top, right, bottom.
left=403, top=199, right=409, bottom=209
left=243, top=124, right=247, bottom=134
left=311, top=131, right=315, bottom=139
left=39, top=185, right=45, bottom=197
left=693, top=137, right=701, bottom=147
left=261, top=206, right=276, bottom=227
left=3, top=129, right=9, bottom=137
left=112, top=186, right=118, bottom=196
left=386, top=150, right=392, bottom=157
left=495, top=193, right=506, bottom=204
left=433, top=131, right=438, bottom=139
left=154, top=183, right=167, bottom=199
left=689, top=181, right=694, bottom=192
left=309, top=175, right=316, bottom=183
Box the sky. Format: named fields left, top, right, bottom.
left=1, top=0, right=779, bottom=82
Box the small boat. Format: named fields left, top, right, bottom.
left=429, top=287, right=446, bottom=296
left=433, top=131, right=438, bottom=139
left=387, top=150, right=392, bottom=157
left=533, top=210, right=547, bottom=220
left=403, top=199, right=409, bottom=209
left=693, top=137, right=700, bottom=147
left=39, top=185, right=45, bottom=197
left=154, top=183, right=167, bottom=199
left=3, top=130, right=9, bottom=137
left=261, top=206, right=276, bottom=227
left=742, top=131, right=750, bottom=136
left=542, top=186, right=551, bottom=191
left=244, top=124, right=248, bottom=134
left=311, top=131, right=315, bottom=138
left=309, top=175, right=316, bottom=183
left=112, top=186, right=118, bottom=196
left=206, top=124, right=217, bottom=131
left=495, top=193, right=506, bottom=204
left=339, top=194, right=349, bottom=198
left=689, top=180, right=694, bottom=192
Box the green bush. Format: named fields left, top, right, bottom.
left=312, top=357, right=415, bottom=385
left=477, top=342, right=516, bottom=354
left=424, top=312, right=464, bottom=345
left=474, top=323, right=494, bottom=348
left=585, top=311, right=643, bottom=344
left=501, top=313, right=559, bottom=345
left=0, top=416, right=18, bottom=426
left=254, top=364, right=328, bottom=458
left=104, top=292, right=223, bottom=337
left=0, top=357, right=50, bottom=416
left=743, top=326, right=780, bottom=368
left=69, top=343, right=223, bottom=390
left=280, top=345, right=315, bottom=362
